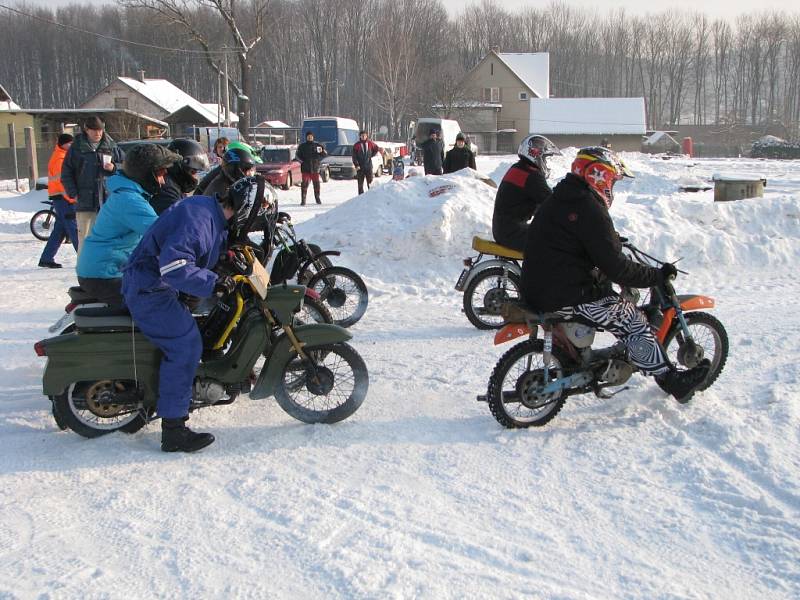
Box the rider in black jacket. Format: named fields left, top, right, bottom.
left=295, top=132, right=327, bottom=205
left=521, top=146, right=710, bottom=403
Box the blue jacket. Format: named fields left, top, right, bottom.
left=61, top=132, right=125, bottom=212
left=76, top=174, right=158, bottom=279
left=122, top=195, right=228, bottom=299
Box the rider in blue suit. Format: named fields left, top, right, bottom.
left=122, top=176, right=266, bottom=453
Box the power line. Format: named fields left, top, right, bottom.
left=0, top=2, right=239, bottom=56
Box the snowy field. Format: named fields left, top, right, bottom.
left=1, top=152, right=799, bottom=599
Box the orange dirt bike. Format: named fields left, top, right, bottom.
left=478, top=242, right=728, bottom=428
left=455, top=236, right=523, bottom=329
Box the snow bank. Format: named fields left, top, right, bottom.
left=298, top=154, right=800, bottom=289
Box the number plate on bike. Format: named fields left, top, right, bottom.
left=454, top=268, right=469, bottom=291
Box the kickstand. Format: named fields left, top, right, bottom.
left=594, top=385, right=630, bottom=400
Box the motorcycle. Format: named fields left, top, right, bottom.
left=265, top=211, right=368, bottom=328
left=478, top=242, right=729, bottom=428
left=35, top=246, right=369, bottom=439
left=455, top=236, right=524, bottom=330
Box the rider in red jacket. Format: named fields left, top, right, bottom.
left=351, top=130, right=381, bottom=195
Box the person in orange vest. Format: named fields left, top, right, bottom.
left=38, top=134, right=79, bottom=268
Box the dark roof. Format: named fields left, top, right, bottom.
left=0, top=83, right=12, bottom=103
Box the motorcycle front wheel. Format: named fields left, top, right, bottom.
left=658, top=311, right=728, bottom=393
left=306, top=266, right=369, bottom=328
left=487, top=339, right=568, bottom=428
left=53, top=380, right=149, bottom=438
left=30, top=209, right=56, bottom=241
left=463, top=266, right=523, bottom=330
left=274, top=342, right=368, bottom=424
left=296, top=295, right=334, bottom=325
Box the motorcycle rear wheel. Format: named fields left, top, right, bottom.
left=274, top=342, right=368, bottom=424
left=306, top=266, right=368, bottom=328
left=658, top=311, right=728, bottom=393
left=463, top=267, right=523, bottom=330
left=53, top=381, right=149, bottom=438
left=487, top=339, right=568, bottom=428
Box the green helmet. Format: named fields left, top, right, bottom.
left=226, top=140, right=262, bottom=164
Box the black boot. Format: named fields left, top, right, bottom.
left=161, top=417, right=215, bottom=453
left=656, top=359, right=711, bottom=404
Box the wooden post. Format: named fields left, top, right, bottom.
left=24, top=126, right=38, bottom=190
left=7, top=123, right=20, bottom=192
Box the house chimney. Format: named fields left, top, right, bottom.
left=491, top=46, right=500, bottom=54
left=137, top=70, right=146, bottom=83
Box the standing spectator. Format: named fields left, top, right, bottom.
left=419, top=129, right=444, bottom=175
left=208, top=137, right=229, bottom=168
left=443, top=133, right=477, bottom=174
left=295, top=131, right=327, bottom=205
left=38, top=134, right=78, bottom=268
left=351, top=130, right=380, bottom=194
left=61, top=116, right=124, bottom=249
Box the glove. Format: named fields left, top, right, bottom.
left=226, top=249, right=253, bottom=275
left=214, top=275, right=236, bottom=296
left=660, top=262, right=678, bottom=282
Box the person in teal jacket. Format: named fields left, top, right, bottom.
left=76, top=144, right=180, bottom=305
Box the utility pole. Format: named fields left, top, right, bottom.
left=224, top=52, right=231, bottom=128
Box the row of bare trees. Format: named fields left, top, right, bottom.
left=1, top=0, right=799, bottom=139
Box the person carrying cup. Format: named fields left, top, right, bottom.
left=61, top=115, right=125, bottom=250
left=294, top=131, right=327, bottom=205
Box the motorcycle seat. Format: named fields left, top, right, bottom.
left=471, top=236, right=524, bottom=260
left=68, top=286, right=100, bottom=304
left=73, top=306, right=137, bottom=332
left=501, top=301, right=568, bottom=325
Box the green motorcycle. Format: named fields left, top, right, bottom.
left=34, top=247, right=369, bottom=439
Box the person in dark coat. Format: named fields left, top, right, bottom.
left=149, top=139, right=210, bottom=215
left=295, top=131, right=327, bottom=205
left=443, top=132, right=476, bottom=173
left=202, top=147, right=257, bottom=200
left=123, top=176, right=266, bottom=453
left=419, top=129, right=444, bottom=175
left=492, top=134, right=561, bottom=252
left=521, top=146, right=710, bottom=403
left=61, top=116, right=124, bottom=249
left=351, top=130, right=381, bottom=194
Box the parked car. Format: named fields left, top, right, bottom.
left=256, top=145, right=302, bottom=190
left=321, top=145, right=383, bottom=180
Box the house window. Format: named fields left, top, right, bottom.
left=114, top=97, right=129, bottom=109
left=490, top=63, right=494, bottom=76
left=482, top=87, right=500, bottom=103
left=519, top=92, right=529, bottom=101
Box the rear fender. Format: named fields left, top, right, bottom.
left=462, top=259, right=521, bottom=290
left=250, top=323, right=353, bottom=400
left=494, top=323, right=532, bottom=345
left=40, top=331, right=161, bottom=402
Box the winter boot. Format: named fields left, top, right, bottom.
left=161, top=417, right=215, bottom=453
left=655, top=359, right=711, bottom=404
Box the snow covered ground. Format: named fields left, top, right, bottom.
left=1, top=153, right=799, bottom=599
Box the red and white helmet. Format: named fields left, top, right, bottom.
left=517, top=134, right=561, bottom=177
left=571, top=146, right=634, bottom=208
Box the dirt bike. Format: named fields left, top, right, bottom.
left=455, top=236, right=523, bottom=330
left=265, top=211, right=369, bottom=328
left=35, top=246, right=368, bottom=439
left=478, top=242, right=728, bottom=428
left=30, top=200, right=60, bottom=241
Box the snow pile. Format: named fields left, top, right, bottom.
left=297, top=170, right=496, bottom=288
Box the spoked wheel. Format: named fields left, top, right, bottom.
left=274, top=343, right=368, bottom=423
left=53, top=380, right=149, bottom=438
left=463, top=267, right=522, bottom=330
left=30, top=209, right=56, bottom=241
left=307, top=266, right=368, bottom=328
left=658, top=311, right=728, bottom=393
left=295, top=295, right=334, bottom=325
left=487, top=339, right=568, bottom=428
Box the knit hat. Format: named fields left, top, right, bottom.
left=83, top=116, right=105, bottom=130
left=57, top=133, right=74, bottom=147
left=456, top=132, right=466, bottom=141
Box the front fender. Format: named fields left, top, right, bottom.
left=463, top=259, right=521, bottom=290
left=250, top=323, right=352, bottom=400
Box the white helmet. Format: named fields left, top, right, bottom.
left=517, top=134, right=562, bottom=178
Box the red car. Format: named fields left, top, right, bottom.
left=256, top=145, right=302, bottom=190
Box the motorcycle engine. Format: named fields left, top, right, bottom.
left=601, top=359, right=634, bottom=386
left=193, top=379, right=227, bottom=405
